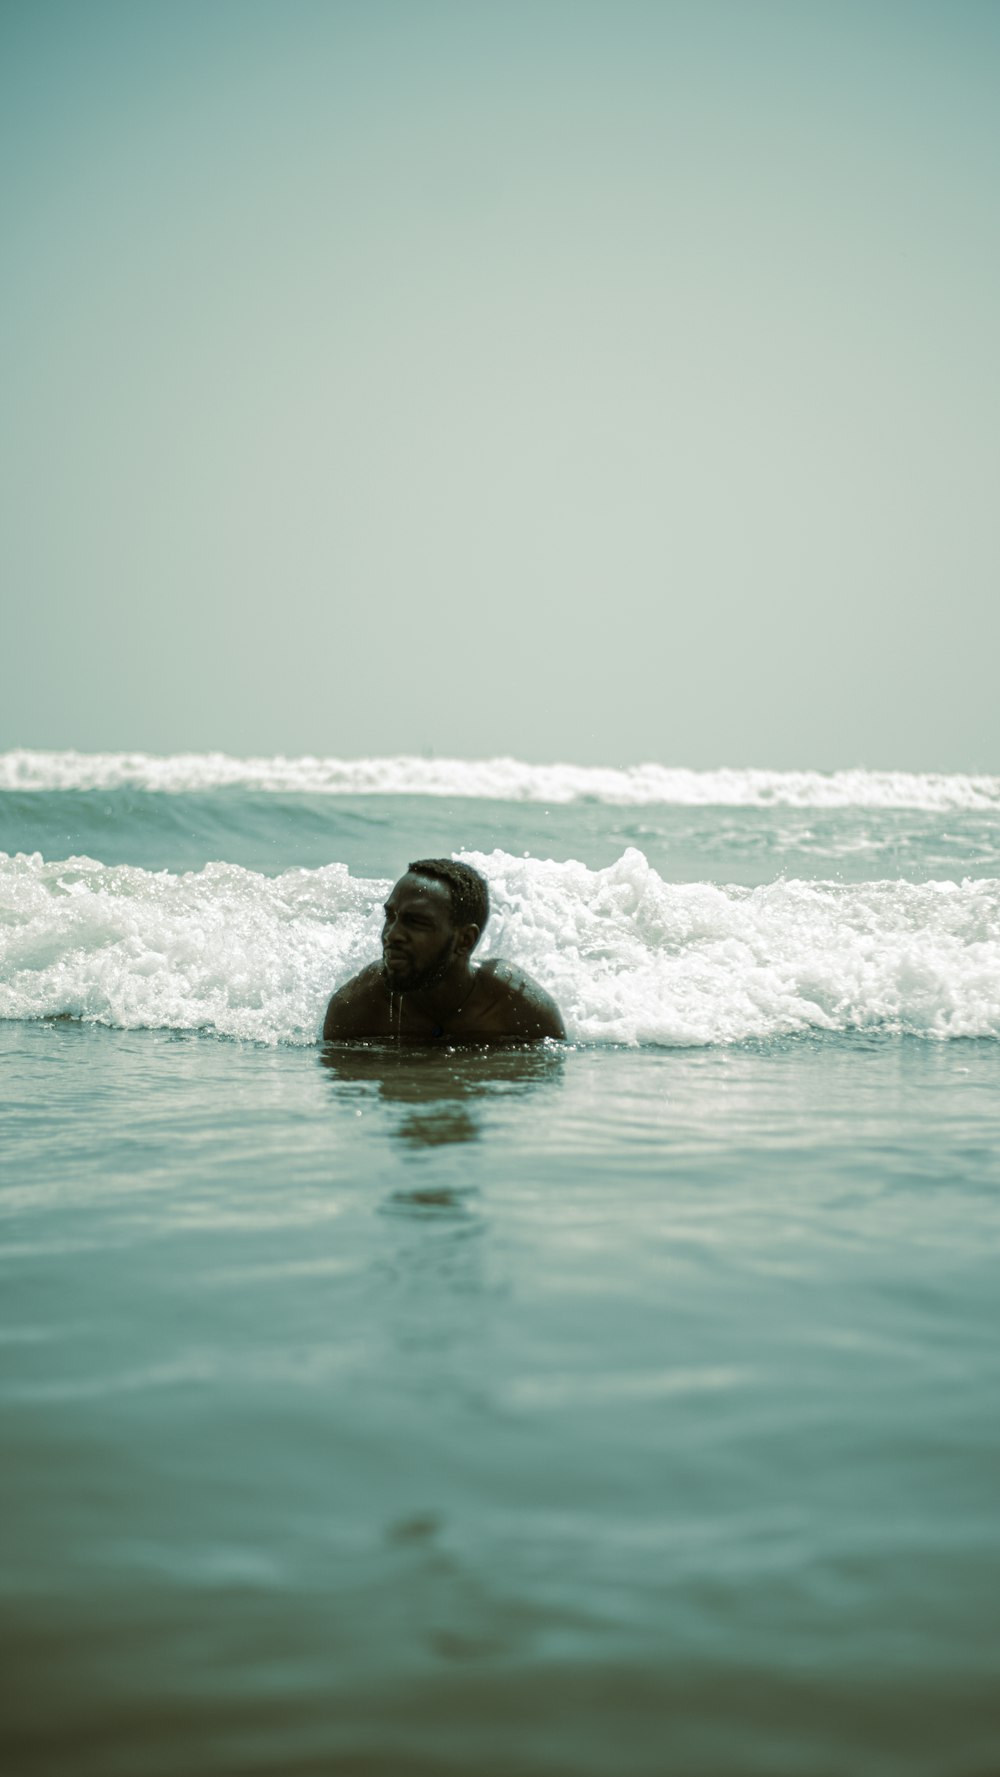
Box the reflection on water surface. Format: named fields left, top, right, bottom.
left=320, top=1042, right=565, bottom=1150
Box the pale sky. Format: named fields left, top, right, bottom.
left=2, top=0, right=998, bottom=770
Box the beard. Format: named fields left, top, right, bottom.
left=382, top=935, right=456, bottom=996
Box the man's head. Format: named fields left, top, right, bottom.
left=381, top=859, right=489, bottom=994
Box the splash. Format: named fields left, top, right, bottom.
left=2, top=848, right=998, bottom=1046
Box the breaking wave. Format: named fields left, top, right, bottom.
left=2, top=847, right=998, bottom=1046
left=3, top=751, right=999, bottom=810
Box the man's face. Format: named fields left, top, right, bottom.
left=381, top=873, right=458, bottom=994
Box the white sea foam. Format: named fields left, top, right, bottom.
left=2, top=750, right=999, bottom=810
left=2, top=848, right=998, bottom=1046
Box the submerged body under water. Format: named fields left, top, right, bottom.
left=2, top=756, right=1000, bottom=1774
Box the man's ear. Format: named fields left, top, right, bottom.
left=456, top=922, right=480, bottom=958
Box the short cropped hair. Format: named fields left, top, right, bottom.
left=408, top=858, right=489, bottom=940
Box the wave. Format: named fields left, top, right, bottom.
left=2, top=847, right=998, bottom=1046
left=2, top=751, right=999, bottom=810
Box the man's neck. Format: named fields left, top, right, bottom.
left=394, top=960, right=476, bottom=1024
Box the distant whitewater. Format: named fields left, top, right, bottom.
left=3, top=750, right=999, bottom=810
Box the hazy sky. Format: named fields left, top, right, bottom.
left=2, top=0, right=998, bottom=769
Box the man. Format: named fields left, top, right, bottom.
left=323, top=858, right=565, bottom=1044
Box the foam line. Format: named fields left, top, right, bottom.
left=2, top=751, right=998, bottom=810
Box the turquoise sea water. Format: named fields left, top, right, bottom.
left=2, top=757, right=1000, bottom=1775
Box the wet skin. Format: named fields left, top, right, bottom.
left=322, top=872, right=565, bottom=1044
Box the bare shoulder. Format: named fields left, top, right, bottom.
left=322, top=962, right=385, bottom=1041
left=476, top=959, right=566, bottom=1040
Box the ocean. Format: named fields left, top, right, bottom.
left=2, top=750, right=999, bottom=1776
